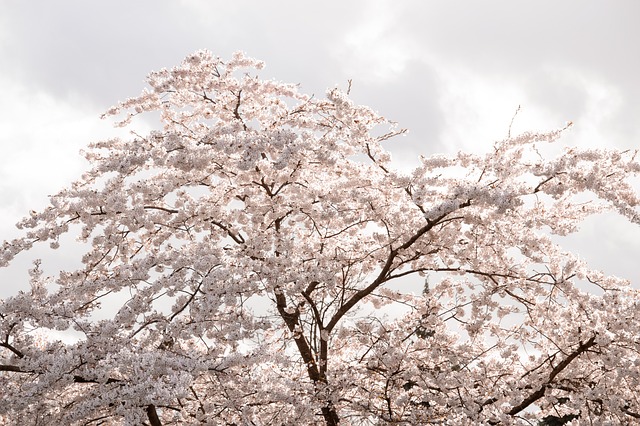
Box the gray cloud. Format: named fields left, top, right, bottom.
left=399, top=1, right=640, bottom=76
left=0, top=1, right=371, bottom=107
left=347, top=59, right=446, bottom=165
left=395, top=1, right=640, bottom=148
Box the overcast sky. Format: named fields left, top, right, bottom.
left=1, top=0, right=639, bottom=295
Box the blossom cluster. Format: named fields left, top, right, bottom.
left=1, top=50, right=639, bottom=425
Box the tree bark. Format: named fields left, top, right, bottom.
left=508, top=335, right=597, bottom=416
left=146, top=404, right=162, bottom=426
left=275, top=287, right=340, bottom=425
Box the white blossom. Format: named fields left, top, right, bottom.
left=0, top=51, right=639, bottom=425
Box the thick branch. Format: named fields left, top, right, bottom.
left=211, top=220, right=245, bottom=244
left=301, top=297, right=329, bottom=374
left=274, top=287, right=340, bottom=426
left=623, top=406, right=640, bottom=419
left=507, top=335, right=597, bottom=416
left=0, top=364, right=23, bottom=373
left=2, top=323, right=25, bottom=358
left=1, top=342, right=25, bottom=359
left=231, top=90, right=247, bottom=131
left=72, top=375, right=121, bottom=384
left=0, top=364, right=121, bottom=385
left=326, top=207, right=466, bottom=333
left=274, top=288, right=322, bottom=383
left=146, top=404, right=163, bottom=426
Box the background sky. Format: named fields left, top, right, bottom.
left=1, top=0, right=639, bottom=296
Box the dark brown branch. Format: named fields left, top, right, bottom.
left=0, top=364, right=23, bottom=373
left=232, top=90, right=247, bottom=131
left=301, top=290, right=323, bottom=330
left=143, top=206, right=179, bottom=214
left=72, top=375, right=121, bottom=384
left=202, top=91, right=216, bottom=105
left=274, top=288, right=320, bottom=382
left=301, top=286, right=327, bottom=377
left=211, top=220, right=245, bottom=244
left=169, top=279, right=205, bottom=321
left=274, top=287, right=340, bottom=426
left=0, top=364, right=120, bottom=385
left=1, top=325, right=25, bottom=358
left=146, top=404, right=163, bottom=426
left=304, top=280, right=319, bottom=296
left=507, top=335, right=597, bottom=416
left=326, top=206, right=468, bottom=333
left=252, top=177, right=292, bottom=198
left=365, top=143, right=389, bottom=173
left=623, top=406, right=640, bottom=419
left=534, top=176, right=555, bottom=193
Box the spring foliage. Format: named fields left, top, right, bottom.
left=1, top=51, right=640, bottom=425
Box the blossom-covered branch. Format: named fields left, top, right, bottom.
left=1, top=50, right=639, bottom=425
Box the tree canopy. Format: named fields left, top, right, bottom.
left=1, top=51, right=640, bottom=425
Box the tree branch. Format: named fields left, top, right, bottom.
left=326, top=207, right=466, bottom=333
left=0, top=364, right=23, bottom=373
left=274, top=287, right=321, bottom=382
left=507, top=335, right=597, bottom=416
left=146, top=404, right=163, bottom=426
left=1, top=341, right=25, bottom=359
left=274, top=286, right=340, bottom=426
left=211, top=220, right=245, bottom=244
left=0, top=364, right=121, bottom=385
left=231, top=90, right=247, bottom=131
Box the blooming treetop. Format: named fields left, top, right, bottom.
left=1, top=50, right=640, bottom=425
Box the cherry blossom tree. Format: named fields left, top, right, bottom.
left=1, top=51, right=640, bottom=425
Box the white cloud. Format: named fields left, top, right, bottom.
left=0, top=76, right=137, bottom=237
left=522, top=66, right=624, bottom=147
left=434, top=68, right=535, bottom=153
left=338, top=1, right=417, bottom=83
